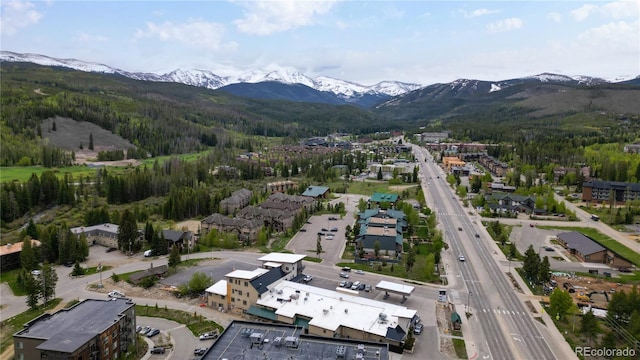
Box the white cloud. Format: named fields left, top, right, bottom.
left=578, top=20, right=638, bottom=49
left=486, top=18, right=523, bottom=33
left=0, top=0, right=43, bottom=36
left=569, top=1, right=638, bottom=22
left=571, top=4, right=597, bottom=21
left=547, top=12, right=562, bottom=24
left=134, top=19, right=236, bottom=51
left=461, top=8, right=500, bottom=18
left=233, top=0, right=339, bottom=35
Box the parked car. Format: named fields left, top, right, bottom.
left=108, top=291, right=125, bottom=298
left=355, top=269, right=364, bottom=275
left=344, top=281, right=353, bottom=289
left=135, top=325, right=142, bottom=333
left=146, top=328, right=160, bottom=337
left=414, top=323, right=424, bottom=335
left=357, top=283, right=366, bottom=291
left=199, top=332, right=218, bottom=340
left=106, top=247, right=117, bottom=253
left=544, top=246, right=554, bottom=252
left=299, top=228, right=306, bottom=232
left=341, top=267, right=351, bottom=272
left=339, top=272, right=349, bottom=278
left=150, top=346, right=166, bottom=354
left=328, top=216, right=338, bottom=220
left=325, top=235, right=334, bottom=240
left=144, top=249, right=153, bottom=257
left=303, top=275, right=313, bottom=283
left=364, top=284, right=372, bottom=292
left=140, top=326, right=151, bottom=335
left=330, top=227, right=338, bottom=232
left=339, top=280, right=347, bottom=287
left=321, top=228, right=329, bottom=232
left=194, top=348, right=208, bottom=356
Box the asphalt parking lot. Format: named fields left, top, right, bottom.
left=286, top=213, right=352, bottom=262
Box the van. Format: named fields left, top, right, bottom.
left=351, top=281, right=361, bottom=290
left=144, top=250, right=153, bottom=257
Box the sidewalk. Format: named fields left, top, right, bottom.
left=509, top=267, right=579, bottom=360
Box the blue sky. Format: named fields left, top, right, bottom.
left=1, top=0, right=638, bottom=85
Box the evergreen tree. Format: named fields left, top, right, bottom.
left=522, top=245, right=540, bottom=283
left=40, top=262, right=58, bottom=305
left=26, top=219, right=39, bottom=239
left=117, top=210, right=138, bottom=251
left=168, top=245, right=181, bottom=268
left=377, top=167, right=383, bottom=180
left=23, top=269, right=40, bottom=310
left=539, top=256, right=551, bottom=283
left=580, top=309, right=600, bottom=344
left=52, top=120, right=57, bottom=131
left=316, top=237, right=322, bottom=257
left=20, top=238, right=37, bottom=271
left=88, top=132, right=94, bottom=150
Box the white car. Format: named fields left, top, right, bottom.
left=458, top=255, right=465, bottom=262
left=108, top=290, right=125, bottom=298
left=355, top=270, right=364, bottom=275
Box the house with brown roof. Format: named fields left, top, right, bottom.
left=556, top=231, right=634, bottom=269
left=201, top=213, right=262, bottom=244
left=0, top=240, right=41, bottom=272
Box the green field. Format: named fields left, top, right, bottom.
left=0, top=149, right=214, bottom=183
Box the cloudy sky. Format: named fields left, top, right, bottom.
left=1, top=0, right=638, bottom=85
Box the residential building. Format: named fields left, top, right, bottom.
left=236, top=206, right=294, bottom=233
left=301, top=185, right=330, bottom=199
left=556, top=232, right=634, bottom=269
left=266, top=180, right=298, bottom=194
left=13, top=298, right=136, bottom=360
left=623, top=142, right=640, bottom=154
left=484, top=193, right=538, bottom=214
left=0, top=240, right=41, bottom=272
left=369, top=192, right=400, bottom=208
left=220, top=188, right=252, bottom=215
left=200, top=213, right=262, bottom=243
left=70, top=223, right=120, bottom=248
left=356, top=209, right=407, bottom=259
left=582, top=180, right=640, bottom=205
left=478, top=155, right=509, bottom=177
left=417, top=131, right=448, bottom=143
left=162, top=229, right=193, bottom=252
left=201, top=320, right=390, bottom=360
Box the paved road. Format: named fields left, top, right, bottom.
left=412, top=145, right=560, bottom=360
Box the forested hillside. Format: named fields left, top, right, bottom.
left=0, top=63, right=385, bottom=166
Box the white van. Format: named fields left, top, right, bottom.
left=144, top=250, right=153, bottom=257
left=351, top=281, right=361, bottom=290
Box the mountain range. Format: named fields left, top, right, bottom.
left=1, top=51, right=638, bottom=109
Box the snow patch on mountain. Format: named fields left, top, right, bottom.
left=490, top=84, right=501, bottom=92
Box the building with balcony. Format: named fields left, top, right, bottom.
left=13, top=298, right=136, bottom=360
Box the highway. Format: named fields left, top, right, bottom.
left=412, top=144, right=556, bottom=360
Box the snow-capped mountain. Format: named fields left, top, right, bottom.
left=0, top=51, right=419, bottom=100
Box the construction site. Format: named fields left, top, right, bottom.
left=548, top=272, right=637, bottom=310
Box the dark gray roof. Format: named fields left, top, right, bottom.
left=202, top=320, right=390, bottom=360
left=583, top=180, right=640, bottom=192
left=251, top=267, right=286, bottom=295
left=385, top=324, right=406, bottom=342
left=557, top=231, right=605, bottom=255
left=15, top=298, right=134, bottom=353
left=356, top=235, right=398, bottom=251
left=162, top=229, right=191, bottom=243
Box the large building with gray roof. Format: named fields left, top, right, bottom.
left=201, top=320, right=390, bottom=360
left=14, top=298, right=136, bottom=360
left=556, top=231, right=633, bottom=269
